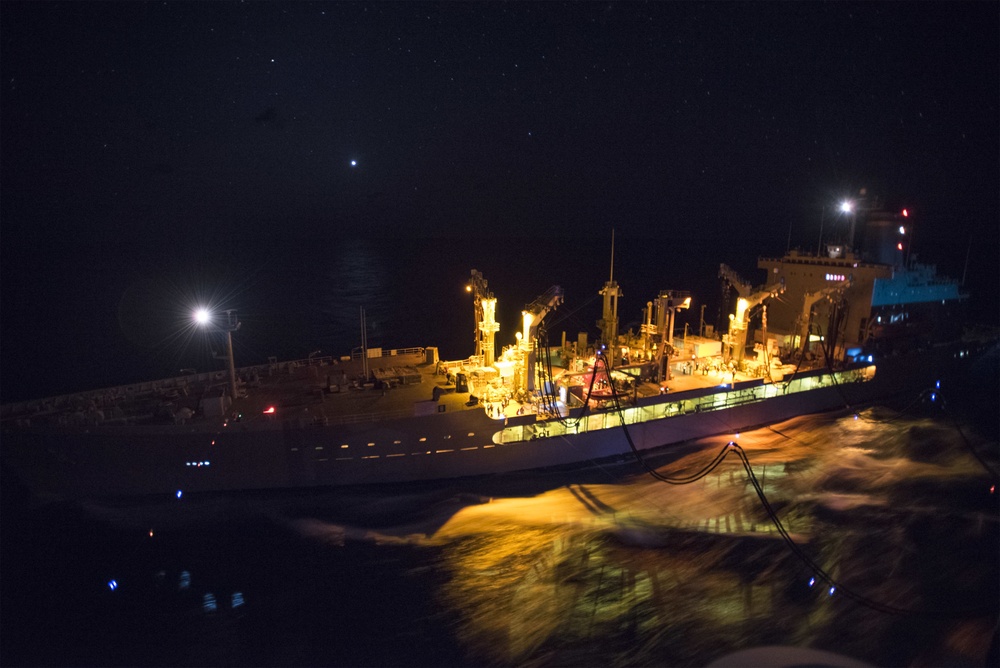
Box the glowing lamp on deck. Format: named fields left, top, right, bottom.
left=839, top=201, right=853, bottom=214
left=263, top=406, right=276, bottom=415
left=194, top=308, right=211, bottom=325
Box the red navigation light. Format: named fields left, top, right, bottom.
left=897, top=243, right=903, bottom=250
left=902, top=209, right=909, bottom=217
left=263, top=406, right=276, bottom=414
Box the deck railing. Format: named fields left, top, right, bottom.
left=0, top=350, right=421, bottom=421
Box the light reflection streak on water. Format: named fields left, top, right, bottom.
left=270, top=408, right=997, bottom=666
left=398, top=409, right=998, bottom=666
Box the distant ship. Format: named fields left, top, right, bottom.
left=1, top=198, right=989, bottom=498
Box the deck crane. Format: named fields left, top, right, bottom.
left=520, top=285, right=564, bottom=393
left=796, top=279, right=851, bottom=356
left=467, top=270, right=499, bottom=367
left=719, top=264, right=784, bottom=363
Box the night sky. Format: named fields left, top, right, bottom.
left=2, top=2, right=998, bottom=402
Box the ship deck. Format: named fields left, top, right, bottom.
left=1, top=347, right=801, bottom=432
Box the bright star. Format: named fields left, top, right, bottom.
left=350, top=160, right=357, bottom=167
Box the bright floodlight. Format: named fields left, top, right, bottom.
left=839, top=201, right=853, bottom=213
left=194, top=308, right=210, bottom=325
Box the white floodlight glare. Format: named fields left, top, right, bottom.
left=839, top=201, right=853, bottom=213
left=194, top=308, right=211, bottom=325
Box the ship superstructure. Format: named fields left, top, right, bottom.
left=757, top=197, right=967, bottom=363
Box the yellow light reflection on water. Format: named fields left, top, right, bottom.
left=413, top=409, right=997, bottom=666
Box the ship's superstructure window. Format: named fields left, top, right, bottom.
left=825, top=273, right=846, bottom=281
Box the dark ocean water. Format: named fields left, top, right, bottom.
left=2, top=364, right=998, bottom=667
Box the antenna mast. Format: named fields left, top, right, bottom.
left=597, top=229, right=621, bottom=364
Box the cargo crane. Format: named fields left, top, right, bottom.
left=467, top=270, right=499, bottom=367
left=719, top=264, right=784, bottom=363
left=521, top=286, right=564, bottom=393
left=796, top=280, right=851, bottom=357
left=642, top=290, right=691, bottom=382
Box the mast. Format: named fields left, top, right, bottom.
left=597, top=230, right=621, bottom=363
left=609, top=228, right=615, bottom=283
left=360, top=306, right=369, bottom=380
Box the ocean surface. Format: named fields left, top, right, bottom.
left=2, top=367, right=998, bottom=666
